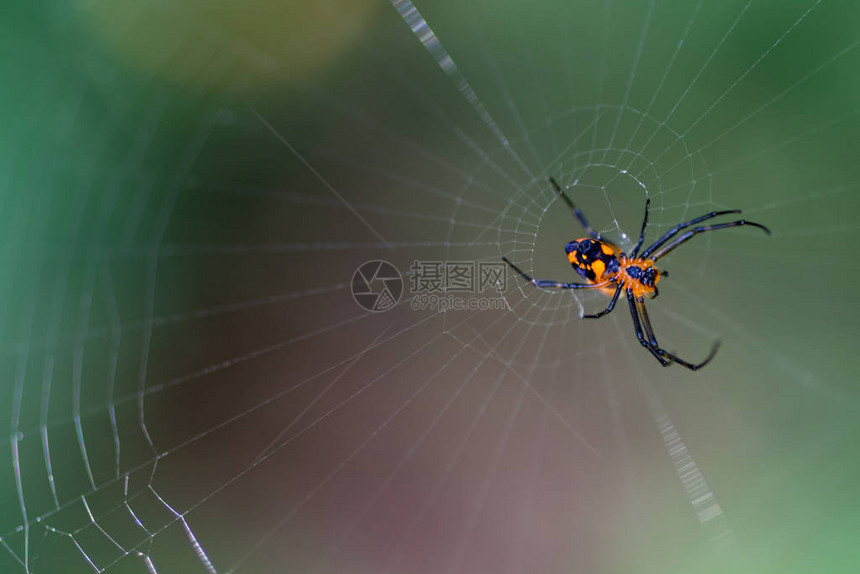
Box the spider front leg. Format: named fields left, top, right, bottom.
left=650, top=219, right=771, bottom=261
left=628, top=291, right=720, bottom=370
left=640, top=210, right=743, bottom=258
left=626, top=289, right=670, bottom=366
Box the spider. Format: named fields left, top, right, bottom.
left=502, top=177, right=770, bottom=370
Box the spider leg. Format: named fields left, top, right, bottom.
left=630, top=198, right=651, bottom=257
left=549, top=176, right=600, bottom=239
left=626, top=289, right=670, bottom=366
left=583, top=284, right=622, bottom=318
left=502, top=256, right=609, bottom=290
left=650, top=219, right=771, bottom=261
left=640, top=209, right=743, bottom=258
left=634, top=295, right=721, bottom=370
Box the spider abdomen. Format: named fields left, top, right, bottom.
left=565, top=238, right=621, bottom=283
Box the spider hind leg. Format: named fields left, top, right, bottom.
left=501, top=256, right=607, bottom=290
left=549, top=177, right=601, bottom=240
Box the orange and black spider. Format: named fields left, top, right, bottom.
left=502, top=177, right=770, bottom=370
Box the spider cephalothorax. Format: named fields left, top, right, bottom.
left=502, top=177, right=770, bottom=370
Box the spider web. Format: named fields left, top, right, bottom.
left=3, top=0, right=860, bottom=573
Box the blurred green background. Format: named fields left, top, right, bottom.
left=2, top=0, right=860, bottom=573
